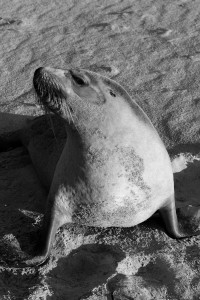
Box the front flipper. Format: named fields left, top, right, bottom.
left=159, top=196, right=200, bottom=238
left=3, top=208, right=66, bottom=268
left=20, top=213, right=63, bottom=267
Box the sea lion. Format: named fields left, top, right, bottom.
left=1, top=67, right=199, bottom=267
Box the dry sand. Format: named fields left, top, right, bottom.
left=1, top=0, right=200, bottom=299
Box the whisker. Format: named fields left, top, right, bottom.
left=66, top=105, right=72, bottom=124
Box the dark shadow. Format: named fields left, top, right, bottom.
left=136, top=257, right=177, bottom=299
left=47, top=244, right=126, bottom=300
left=0, top=144, right=47, bottom=262
left=0, top=267, right=40, bottom=300
left=168, top=142, right=200, bottom=157
left=0, top=113, right=66, bottom=262
left=170, top=144, right=200, bottom=208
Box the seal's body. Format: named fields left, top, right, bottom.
left=51, top=94, right=173, bottom=229
left=2, top=67, right=197, bottom=266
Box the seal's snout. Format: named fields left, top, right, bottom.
left=34, top=67, right=44, bottom=78
left=33, top=66, right=68, bottom=114
left=33, top=67, right=46, bottom=88
left=33, top=66, right=54, bottom=81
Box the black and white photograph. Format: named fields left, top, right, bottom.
left=0, top=0, right=200, bottom=299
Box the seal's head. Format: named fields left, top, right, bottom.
left=33, top=67, right=137, bottom=137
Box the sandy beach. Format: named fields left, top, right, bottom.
left=1, top=0, right=200, bottom=299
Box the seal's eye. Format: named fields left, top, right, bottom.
left=109, top=90, right=116, bottom=97
left=70, top=72, right=86, bottom=86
